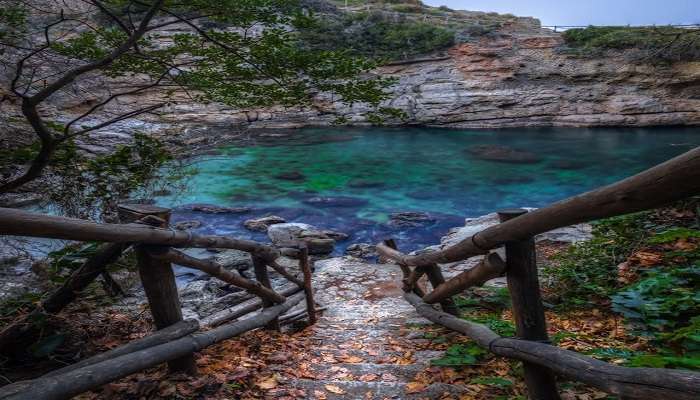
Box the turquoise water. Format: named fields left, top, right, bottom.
left=157, top=126, right=699, bottom=254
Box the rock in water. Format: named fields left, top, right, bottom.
left=302, top=196, right=368, bottom=208
left=243, top=215, right=287, bottom=232
left=468, top=144, right=542, bottom=164
left=190, top=204, right=251, bottom=214
left=389, top=211, right=436, bottom=227
left=274, top=171, right=306, bottom=181
left=173, top=220, right=203, bottom=230
left=267, top=223, right=343, bottom=254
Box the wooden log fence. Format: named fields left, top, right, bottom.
left=376, top=146, right=700, bottom=399
left=406, top=293, right=700, bottom=400
left=1, top=147, right=699, bottom=399
left=1, top=293, right=306, bottom=400
left=0, top=200, right=322, bottom=399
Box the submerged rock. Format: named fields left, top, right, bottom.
left=468, top=144, right=542, bottom=164
left=243, top=215, right=287, bottom=232
left=190, top=204, right=251, bottom=214
left=302, top=196, right=368, bottom=208
left=389, top=211, right=436, bottom=227
left=274, top=171, right=306, bottom=181
left=347, top=179, right=385, bottom=189
left=173, top=220, right=203, bottom=230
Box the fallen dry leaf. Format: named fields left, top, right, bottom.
left=324, top=384, right=346, bottom=394
left=255, top=375, right=278, bottom=390
left=406, top=381, right=427, bottom=394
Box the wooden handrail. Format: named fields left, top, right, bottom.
left=0, top=208, right=280, bottom=261
left=147, top=247, right=287, bottom=304
left=406, top=293, right=700, bottom=400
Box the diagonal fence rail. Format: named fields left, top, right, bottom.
left=0, top=204, right=318, bottom=400
left=377, top=146, right=700, bottom=400
left=0, top=147, right=699, bottom=399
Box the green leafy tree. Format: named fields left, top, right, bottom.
left=0, top=0, right=395, bottom=210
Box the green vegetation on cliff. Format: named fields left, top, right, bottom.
left=563, top=26, right=700, bottom=61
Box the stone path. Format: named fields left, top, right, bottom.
left=279, top=257, right=468, bottom=399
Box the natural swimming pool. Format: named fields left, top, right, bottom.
left=156, top=126, right=699, bottom=257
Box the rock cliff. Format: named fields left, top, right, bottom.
left=147, top=29, right=700, bottom=129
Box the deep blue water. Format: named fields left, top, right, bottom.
left=155, top=126, right=699, bottom=256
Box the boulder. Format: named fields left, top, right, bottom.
left=243, top=215, right=286, bottom=232
left=389, top=211, right=436, bottom=227
left=267, top=223, right=339, bottom=254
left=345, top=243, right=377, bottom=259
left=302, top=196, right=368, bottom=208
left=212, top=249, right=253, bottom=271
left=468, top=144, right=542, bottom=164
left=173, top=220, right=203, bottom=230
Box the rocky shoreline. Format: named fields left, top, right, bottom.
left=0, top=207, right=592, bottom=325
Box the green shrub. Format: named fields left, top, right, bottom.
left=542, top=213, right=648, bottom=307
left=562, top=26, right=700, bottom=61
left=299, top=11, right=455, bottom=60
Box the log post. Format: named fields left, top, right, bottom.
left=423, top=264, right=460, bottom=316
left=299, top=244, right=317, bottom=324
left=498, top=209, right=559, bottom=400
left=117, top=204, right=197, bottom=375
left=382, top=239, right=426, bottom=297
left=252, top=255, right=280, bottom=331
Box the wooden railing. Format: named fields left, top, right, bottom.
left=0, top=204, right=317, bottom=400
left=377, top=146, right=700, bottom=400
left=1, top=147, right=700, bottom=399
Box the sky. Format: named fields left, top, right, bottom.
left=422, top=0, right=699, bottom=26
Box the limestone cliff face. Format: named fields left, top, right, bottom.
left=274, top=32, right=700, bottom=128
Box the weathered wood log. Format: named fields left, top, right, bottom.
left=149, top=247, right=286, bottom=304
left=423, top=264, right=460, bottom=316
left=201, top=284, right=302, bottom=327
left=280, top=306, right=325, bottom=323
left=100, top=271, right=125, bottom=297
left=46, top=320, right=199, bottom=377
left=381, top=147, right=700, bottom=267
left=405, top=293, right=700, bottom=400
left=299, top=245, right=317, bottom=324
left=0, top=207, right=280, bottom=261
left=0, top=242, right=127, bottom=354
left=499, top=209, right=559, bottom=400
left=0, top=320, right=199, bottom=397
left=120, top=205, right=196, bottom=375
left=383, top=245, right=506, bottom=305
left=268, top=259, right=305, bottom=288
left=405, top=265, right=427, bottom=292
left=253, top=256, right=280, bottom=331
left=1, top=293, right=305, bottom=400
left=379, top=239, right=426, bottom=297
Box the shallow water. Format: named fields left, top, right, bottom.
left=156, top=126, right=699, bottom=259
